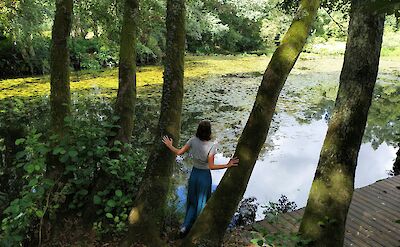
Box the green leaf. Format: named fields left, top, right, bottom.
left=15, top=151, right=26, bottom=160
left=53, top=147, right=64, bottom=155
left=93, top=195, right=102, bottom=205
left=34, top=164, right=41, bottom=171
left=78, top=189, right=88, bottom=196
left=106, top=199, right=116, bottom=208
left=15, top=138, right=25, bottom=145
left=68, top=150, right=78, bottom=158
left=35, top=210, right=44, bottom=218
left=115, top=190, right=123, bottom=197
left=106, top=213, right=113, bottom=219
left=60, top=153, right=69, bottom=163
left=395, top=219, right=400, bottom=224
left=28, top=178, right=38, bottom=187
left=25, top=164, right=35, bottom=174
left=37, top=146, right=50, bottom=154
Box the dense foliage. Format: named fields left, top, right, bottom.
left=0, top=95, right=146, bottom=245
left=3, top=0, right=398, bottom=78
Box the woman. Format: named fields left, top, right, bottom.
left=162, top=120, right=239, bottom=237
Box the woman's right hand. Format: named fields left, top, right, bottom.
left=228, top=157, right=239, bottom=167
left=162, top=135, right=173, bottom=148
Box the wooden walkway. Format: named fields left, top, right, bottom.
left=224, top=175, right=400, bottom=247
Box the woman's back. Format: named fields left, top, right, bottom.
left=187, top=136, right=216, bottom=170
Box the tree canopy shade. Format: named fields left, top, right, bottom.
left=298, top=1, right=385, bottom=246
left=181, top=0, right=321, bottom=246
left=120, top=0, right=186, bottom=245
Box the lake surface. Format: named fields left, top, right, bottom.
left=173, top=55, right=399, bottom=220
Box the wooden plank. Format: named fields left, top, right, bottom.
left=369, top=182, right=400, bottom=200
left=250, top=176, right=400, bottom=246
left=352, top=191, right=400, bottom=218
left=346, top=200, right=400, bottom=246
left=379, top=177, right=400, bottom=187
left=344, top=220, right=383, bottom=247
left=371, top=179, right=400, bottom=194
left=358, top=190, right=400, bottom=215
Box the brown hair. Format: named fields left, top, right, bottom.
left=196, top=120, right=212, bottom=141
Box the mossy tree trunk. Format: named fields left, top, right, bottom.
left=113, top=0, right=138, bottom=145
left=82, top=0, right=139, bottom=223
left=298, top=2, right=385, bottom=246
left=44, top=0, right=73, bottom=241
left=47, top=0, right=73, bottom=182
left=50, top=0, right=73, bottom=139
left=181, top=0, right=320, bottom=246
left=120, top=0, right=186, bottom=245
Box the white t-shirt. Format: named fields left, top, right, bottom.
left=186, top=136, right=217, bottom=170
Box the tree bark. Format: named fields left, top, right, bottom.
left=298, top=2, right=385, bottom=246
left=362, top=0, right=400, bottom=14
left=120, top=0, right=186, bottom=245
left=43, top=0, right=73, bottom=242
left=50, top=0, right=73, bottom=138
left=113, top=0, right=138, bottom=145
left=81, top=0, right=139, bottom=224
left=181, top=0, right=320, bottom=246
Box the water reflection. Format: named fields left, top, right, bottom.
left=166, top=57, right=400, bottom=221
left=176, top=113, right=397, bottom=219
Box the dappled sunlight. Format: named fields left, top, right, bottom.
left=128, top=206, right=141, bottom=224
left=0, top=56, right=271, bottom=100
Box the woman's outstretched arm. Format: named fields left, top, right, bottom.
left=208, top=154, right=239, bottom=170
left=162, top=135, right=190, bottom=155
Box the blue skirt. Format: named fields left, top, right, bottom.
left=183, top=167, right=211, bottom=229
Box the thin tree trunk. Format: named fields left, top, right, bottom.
left=181, top=0, right=320, bottom=246
left=47, top=0, right=73, bottom=182
left=81, top=0, right=139, bottom=223
left=298, top=2, right=385, bottom=246
left=112, top=0, right=138, bottom=145
left=120, top=0, right=186, bottom=245
left=43, top=0, right=73, bottom=242
left=50, top=0, right=73, bottom=138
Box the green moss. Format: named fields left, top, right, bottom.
left=0, top=55, right=272, bottom=100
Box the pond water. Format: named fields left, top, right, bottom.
left=172, top=55, right=400, bottom=220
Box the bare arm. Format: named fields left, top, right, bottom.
left=208, top=154, right=239, bottom=170
left=162, top=136, right=190, bottom=155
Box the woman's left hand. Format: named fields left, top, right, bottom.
left=228, top=157, right=239, bottom=167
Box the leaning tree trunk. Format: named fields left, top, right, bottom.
left=120, top=0, right=186, bottom=245
left=298, top=2, right=385, bottom=246
left=181, top=0, right=320, bottom=246
left=50, top=0, right=73, bottom=139
left=113, top=0, right=138, bottom=145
